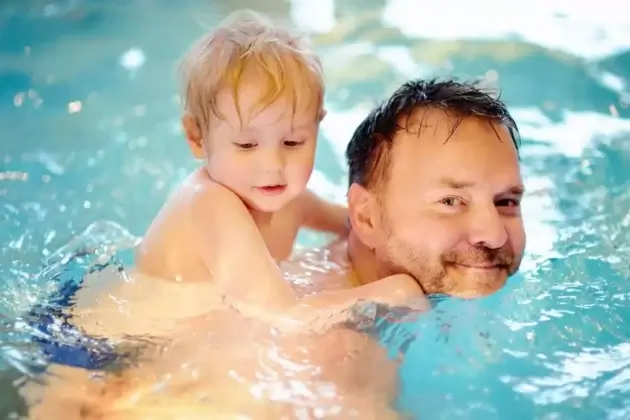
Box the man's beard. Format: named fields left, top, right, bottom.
left=441, top=245, right=516, bottom=271
left=376, top=238, right=446, bottom=295
left=377, top=230, right=521, bottom=297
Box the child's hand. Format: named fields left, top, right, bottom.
left=299, top=190, right=349, bottom=236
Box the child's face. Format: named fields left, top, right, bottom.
left=201, top=82, right=320, bottom=213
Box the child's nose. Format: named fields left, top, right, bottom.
left=260, top=147, right=285, bottom=173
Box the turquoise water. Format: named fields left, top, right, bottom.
left=2, top=0, right=630, bottom=418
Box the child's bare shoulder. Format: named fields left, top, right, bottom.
left=164, top=169, right=244, bottom=215
left=137, top=170, right=247, bottom=271
left=184, top=171, right=248, bottom=217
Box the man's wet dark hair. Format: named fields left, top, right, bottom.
left=345, top=79, right=520, bottom=189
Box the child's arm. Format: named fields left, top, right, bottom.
left=298, top=189, right=349, bottom=236
left=287, top=274, right=431, bottom=328
left=189, top=181, right=296, bottom=309
left=298, top=274, right=429, bottom=310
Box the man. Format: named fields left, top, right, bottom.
left=25, top=79, right=526, bottom=419
left=343, top=78, right=525, bottom=297
left=282, top=78, right=525, bottom=302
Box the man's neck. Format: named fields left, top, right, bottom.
left=346, top=230, right=381, bottom=286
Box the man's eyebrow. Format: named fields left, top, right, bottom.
left=438, top=177, right=526, bottom=196
left=438, top=177, right=475, bottom=189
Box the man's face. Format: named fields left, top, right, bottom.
left=374, top=108, right=526, bottom=298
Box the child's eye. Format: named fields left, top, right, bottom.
left=284, top=140, right=305, bottom=147
left=234, top=142, right=256, bottom=150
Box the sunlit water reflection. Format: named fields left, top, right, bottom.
left=1, top=0, right=630, bottom=418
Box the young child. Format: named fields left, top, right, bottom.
left=134, top=10, right=348, bottom=307
left=68, top=10, right=427, bottom=341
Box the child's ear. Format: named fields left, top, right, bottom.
left=318, top=108, right=327, bottom=122
left=182, top=115, right=205, bottom=159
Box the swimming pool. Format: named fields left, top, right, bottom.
left=2, top=0, right=630, bottom=418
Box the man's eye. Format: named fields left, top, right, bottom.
left=440, top=197, right=464, bottom=207
left=497, top=198, right=520, bottom=207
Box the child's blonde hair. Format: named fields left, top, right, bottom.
left=179, top=10, right=325, bottom=135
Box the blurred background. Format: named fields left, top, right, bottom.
left=1, top=0, right=630, bottom=418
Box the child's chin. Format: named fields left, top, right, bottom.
left=246, top=196, right=289, bottom=214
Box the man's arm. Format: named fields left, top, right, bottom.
left=298, top=189, right=349, bottom=236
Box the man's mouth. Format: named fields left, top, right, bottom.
left=255, top=185, right=287, bottom=195
left=453, top=263, right=505, bottom=270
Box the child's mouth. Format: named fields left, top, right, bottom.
left=256, top=185, right=287, bottom=195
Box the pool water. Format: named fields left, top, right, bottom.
left=2, top=0, right=630, bottom=418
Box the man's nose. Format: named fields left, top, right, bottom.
left=467, top=205, right=508, bottom=249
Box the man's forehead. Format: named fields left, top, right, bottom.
left=388, top=110, right=522, bottom=188
left=434, top=175, right=525, bottom=195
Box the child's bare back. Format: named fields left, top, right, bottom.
left=135, top=168, right=304, bottom=283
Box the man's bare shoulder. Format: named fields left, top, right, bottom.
left=280, top=238, right=352, bottom=295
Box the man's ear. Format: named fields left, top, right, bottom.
left=182, top=114, right=205, bottom=159
left=318, top=108, right=327, bottom=122
left=347, top=183, right=381, bottom=249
